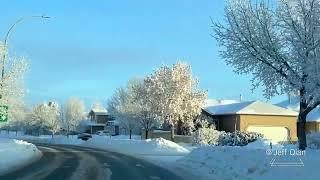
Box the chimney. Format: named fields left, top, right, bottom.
left=240, top=94, right=242, bottom=102
left=288, top=93, right=291, bottom=104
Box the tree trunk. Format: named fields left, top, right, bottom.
left=145, top=129, right=149, bottom=139
left=170, top=126, right=175, bottom=142
left=67, top=125, right=70, bottom=138
left=129, top=129, right=132, bottom=139
left=298, top=112, right=307, bottom=150
left=177, top=120, right=183, bottom=135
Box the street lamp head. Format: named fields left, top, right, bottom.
left=31, top=15, right=51, bottom=19
left=41, top=15, right=51, bottom=19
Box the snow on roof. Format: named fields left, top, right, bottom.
left=204, top=99, right=239, bottom=108
left=276, top=97, right=320, bottom=122
left=91, top=107, right=108, bottom=115
left=204, top=100, right=298, bottom=116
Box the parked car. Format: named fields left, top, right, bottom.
left=77, top=133, right=92, bottom=141
left=96, top=130, right=111, bottom=136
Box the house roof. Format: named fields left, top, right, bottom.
left=90, top=107, right=108, bottom=115
left=204, top=99, right=239, bottom=107
left=204, top=100, right=298, bottom=116
left=276, top=97, right=320, bottom=122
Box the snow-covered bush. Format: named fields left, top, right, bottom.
left=307, top=132, right=320, bottom=149
left=192, top=128, right=263, bottom=146
left=218, top=131, right=263, bottom=146
left=192, top=128, right=221, bottom=145
left=194, top=114, right=214, bottom=129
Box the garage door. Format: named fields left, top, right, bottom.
left=246, top=126, right=289, bottom=143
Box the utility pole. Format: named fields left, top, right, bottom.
left=1, top=15, right=50, bottom=81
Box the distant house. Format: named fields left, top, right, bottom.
left=202, top=100, right=298, bottom=143
left=88, top=107, right=118, bottom=134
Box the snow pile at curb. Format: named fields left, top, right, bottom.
left=176, top=145, right=320, bottom=180
left=25, top=135, right=83, bottom=145
left=3, top=134, right=190, bottom=156
left=0, top=134, right=83, bottom=145
left=0, top=138, right=42, bottom=175
left=82, top=136, right=190, bottom=156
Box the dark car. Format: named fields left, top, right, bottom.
left=77, top=133, right=92, bottom=141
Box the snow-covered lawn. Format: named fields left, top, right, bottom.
left=0, top=138, right=42, bottom=175
left=177, top=139, right=320, bottom=180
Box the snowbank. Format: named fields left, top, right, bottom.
left=1, top=134, right=189, bottom=156
left=0, top=138, right=42, bottom=175
left=9, top=135, right=83, bottom=145
left=82, top=136, right=190, bottom=156
left=177, top=144, right=320, bottom=180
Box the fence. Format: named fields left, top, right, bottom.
left=142, top=129, right=192, bottom=143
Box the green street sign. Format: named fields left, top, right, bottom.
left=0, top=105, right=8, bottom=122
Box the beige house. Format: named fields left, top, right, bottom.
left=203, top=101, right=299, bottom=142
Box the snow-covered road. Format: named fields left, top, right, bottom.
left=0, top=144, right=183, bottom=180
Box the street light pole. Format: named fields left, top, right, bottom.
left=1, top=15, right=50, bottom=80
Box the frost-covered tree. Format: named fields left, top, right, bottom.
left=30, top=102, right=60, bottom=136
left=8, top=105, right=30, bottom=135
left=46, top=102, right=60, bottom=137
left=0, top=42, right=28, bottom=124
left=213, top=0, right=320, bottom=150
left=107, top=79, right=141, bottom=139
left=108, top=63, right=206, bottom=138
left=64, top=97, right=85, bottom=135
left=144, top=62, right=207, bottom=136
left=130, top=78, right=161, bottom=139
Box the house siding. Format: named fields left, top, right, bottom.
left=215, top=115, right=240, bottom=132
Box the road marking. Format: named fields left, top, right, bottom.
left=150, top=176, right=161, bottom=180
left=136, top=163, right=144, bottom=167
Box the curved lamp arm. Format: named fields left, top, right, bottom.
left=2, top=15, right=50, bottom=80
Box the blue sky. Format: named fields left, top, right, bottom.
left=0, top=0, right=286, bottom=107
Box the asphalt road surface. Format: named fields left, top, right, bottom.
left=0, top=144, right=184, bottom=180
